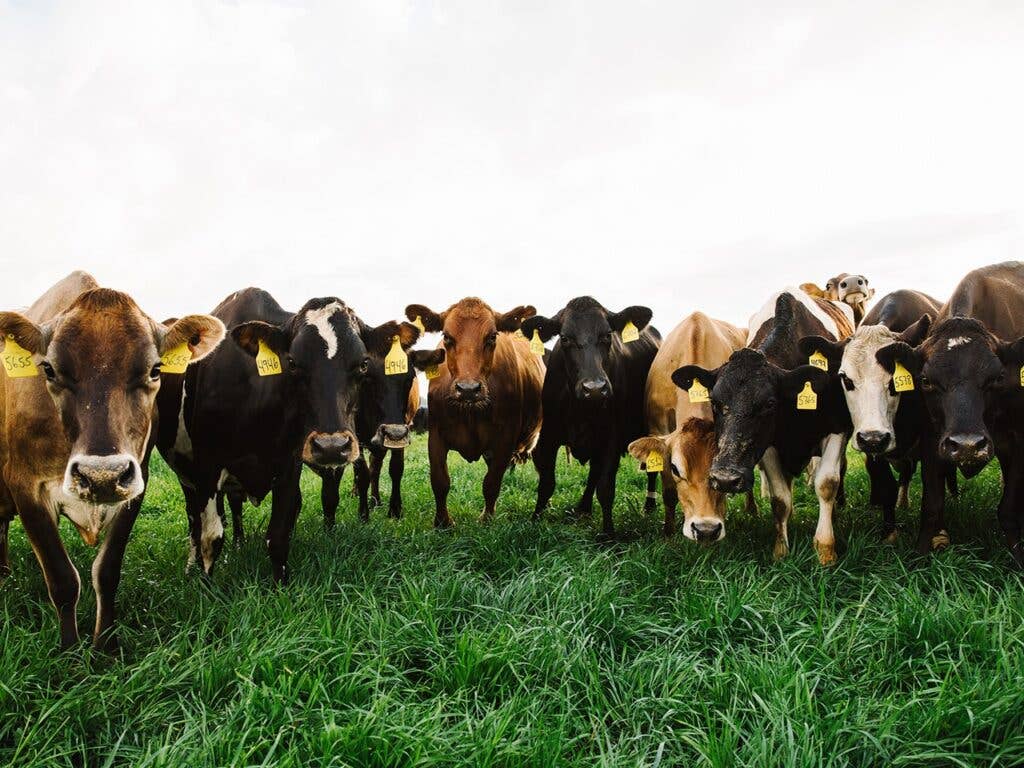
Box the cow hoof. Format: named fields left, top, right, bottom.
left=434, top=513, right=454, bottom=529
left=93, top=633, right=120, bottom=654
left=0, top=564, right=10, bottom=579
left=930, top=530, right=950, bottom=551
left=595, top=530, right=616, bottom=544
left=772, top=540, right=789, bottom=561
left=881, top=528, right=899, bottom=545
left=662, top=524, right=675, bottom=538
left=388, top=508, right=401, bottom=519
left=814, top=540, right=837, bottom=566
left=896, top=488, right=910, bottom=510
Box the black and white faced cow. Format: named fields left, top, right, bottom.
left=803, top=290, right=952, bottom=542
left=674, top=288, right=852, bottom=564
left=521, top=296, right=660, bottom=537
left=156, top=288, right=408, bottom=582
left=876, top=262, right=1024, bottom=560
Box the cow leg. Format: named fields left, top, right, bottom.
left=811, top=433, right=846, bottom=566
left=0, top=516, right=10, bottom=577
left=662, top=476, right=679, bottom=537
left=994, top=449, right=1024, bottom=563
left=895, top=459, right=914, bottom=510
left=266, top=459, right=303, bottom=584
left=596, top=448, right=621, bottom=539
left=744, top=491, right=757, bottom=514
left=531, top=430, right=559, bottom=521
left=480, top=447, right=514, bottom=523
left=368, top=450, right=384, bottom=509
left=575, top=463, right=600, bottom=520
left=916, top=437, right=949, bottom=553
left=836, top=451, right=848, bottom=508
left=17, top=502, right=81, bottom=649
left=866, top=456, right=899, bottom=542
left=944, top=463, right=959, bottom=497
left=183, top=484, right=222, bottom=577
left=760, top=448, right=794, bottom=560
left=320, top=468, right=341, bottom=530
left=353, top=455, right=371, bottom=523
left=91, top=496, right=144, bottom=651
left=428, top=430, right=453, bottom=528
left=387, top=449, right=405, bottom=518
left=643, top=472, right=658, bottom=514
left=226, top=488, right=245, bottom=544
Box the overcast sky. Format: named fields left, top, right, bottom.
left=2, top=1, right=1022, bottom=333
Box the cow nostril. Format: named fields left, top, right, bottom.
left=70, top=462, right=89, bottom=489
left=117, top=463, right=136, bottom=488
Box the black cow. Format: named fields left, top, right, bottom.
left=521, top=296, right=660, bottom=537
left=877, top=262, right=1024, bottom=560
left=673, top=289, right=849, bottom=564
left=156, top=288, right=407, bottom=582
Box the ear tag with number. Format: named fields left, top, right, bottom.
left=621, top=321, right=640, bottom=343
left=796, top=381, right=817, bottom=410
left=256, top=339, right=282, bottom=376
left=644, top=450, right=664, bottom=473
left=893, top=361, right=914, bottom=393
left=384, top=336, right=409, bottom=375
left=425, top=364, right=441, bottom=380
left=1020, top=365, right=1024, bottom=388
left=687, top=381, right=710, bottom=403
left=530, top=329, right=545, bottom=355
left=2, top=335, right=38, bottom=378
left=412, top=316, right=425, bottom=333
left=513, top=328, right=526, bottom=340
left=160, top=343, right=192, bottom=374
left=808, top=350, right=828, bottom=371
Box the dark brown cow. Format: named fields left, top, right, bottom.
left=0, top=271, right=224, bottom=649
left=405, top=298, right=544, bottom=527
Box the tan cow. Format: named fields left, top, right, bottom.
left=628, top=312, right=746, bottom=540
left=0, top=271, right=224, bottom=649
left=801, top=273, right=875, bottom=326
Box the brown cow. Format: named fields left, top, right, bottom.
left=628, top=312, right=747, bottom=540
left=405, top=298, right=543, bottom=527
left=0, top=271, right=224, bottom=649
left=801, top=273, right=874, bottom=326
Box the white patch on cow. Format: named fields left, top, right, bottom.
left=305, top=301, right=345, bottom=359
left=200, top=497, right=224, bottom=574
left=746, top=287, right=847, bottom=344
left=217, top=469, right=231, bottom=491
left=812, top=432, right=847, bottom=564
left=646, top=491, right=658, bottom=500
left=947, top=336, right=971, bottom=349
left=759, top=448, right=794, bottom=559
left=840, top=324, right=901, bottom=450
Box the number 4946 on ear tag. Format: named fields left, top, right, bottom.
left=256, top=340, right=282, bottom=376
left=621, top=321, right=639, bottom=343
left=384, top=336, right=409, bottom=375
left=796, top=381, right=817, bottom=410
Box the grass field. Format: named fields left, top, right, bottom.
left=1, top=440, right=1023, bottom=767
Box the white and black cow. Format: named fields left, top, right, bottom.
left=673, top=288, right=853, bottom=564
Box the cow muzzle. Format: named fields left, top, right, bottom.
left=576, top=378, right=611, bottom=402
left=856, top=430, right=893, bottom=455
left=372, top=423, right=412, bottom=450
left=63, top=453, right=143, bottom=506
left=687, top=517, right=725, bottom=544
left=304, top=430, right=358, bottom=467
left=838, top=275, right=868, bottom=302
left=452, top=379, right=486, bottom=404
left=940, top=432, right=991, bottom=476
left=708, top=465, right=752, bottom=494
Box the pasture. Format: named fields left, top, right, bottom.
left=1, top=442, right=1023, bottom=767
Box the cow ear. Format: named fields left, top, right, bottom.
left=866, top=286, right=876, bottom=300
left=0, top=312, right=50, bottom=356
left=875, top=341, right=922, bottom=377
left=671, top=364, right=718, bottom=392
left=410, top=348, right=445, bottom=370
left=361, top=320, right=417, bottom=357
left=231, top=321, right=289, bottom=358
left=495, top=305, right=537, bottom=333
left=608, top=306, right=653, bottom=335
left=800, top=283, right=827, bottom=299
left=897, top=314, right=932, bottom=346
left=520, top=314, right=561, bottom=343
left=405, top=305, right=444, bottom=333
left=158, top=315, right=226, bottom=362
left=777, top=365, right=830, bottom=402
left=798, top=335, right=847, bottom=372
left=627, top=436, right=668, bottom=464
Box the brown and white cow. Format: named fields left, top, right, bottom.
left=628, top=312, right=746, bottom=540
left=801, top=273, right=874, bottom=326
left=0, top=271, right=224, bottom=649
left=405, top=298, right=543, bottom=527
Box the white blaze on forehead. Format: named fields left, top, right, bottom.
left=947, top=336, right=971, bottom=349
left=305, top=301, right=346, bottom=359
left=746, top=287, right=849, bottom=344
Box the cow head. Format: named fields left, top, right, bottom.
left=0, top=290, right=224, bottom=524
left=521, top=297, right=651, bottom=403
left=802, top=273, right=875, bottom=323
left=232, top=298, right=403, bottom=468
left=806, top=316, right=930, bottom=456
left=629, top=417, right=725, bottom=542
left=876, top=316, right=1024, bottom=476
left=358, top=322, right=445, bottom=450
left=673, top=349, right=829, bottom=494
left=405, top=298, right=535, bottom=408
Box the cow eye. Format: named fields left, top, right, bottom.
left=670, top=461, right=682, bottom=478
left=40, top=361, right=56, bottom=382
left=359, top=358, right=370, bottom=374
left=149, top=363, right=162, bottom=381
left=443, top=333, right=455, bottom=348
left=839, top=372, right=855, bottom=391
left=287, top=356, right=298, bottom=372
left=485, top=333, right=497, bottom=346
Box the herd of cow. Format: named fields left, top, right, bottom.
left=2, top=262, right=1024, bottom=651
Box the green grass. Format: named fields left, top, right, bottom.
left=2, top=442, right=1024, bottom=767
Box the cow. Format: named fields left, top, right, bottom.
left=627, top=312, right=746, bottom=540
left=802, top=273, right=874, bottom=326
left=801, top=290, right=953, bottom=542
left=673, top=288, right=852, bottom=564
left=0, top=271, right=224, bottom=649
left=156, top=288, right=409, bottom=583
left=520, top=297, right=659, bottom=538
left=404, top=298, right=543, bottom=528
left=876, top=262, right=1024, bottom=560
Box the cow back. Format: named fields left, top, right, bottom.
left=939, top=261, right=1024, bottom=339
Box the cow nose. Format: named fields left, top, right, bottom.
left=941, top=433, right=990, bottom=464
left=68, top=455, right=140, bottom=503
left=691, top=520, right=724, bottom=543
left=580, top=378, right=611, bottom=399
left=708, top=467, right=748, bottom=493
left=455, top=380, right=482, bottom=398
left=377, top=423, right=411, bottom=448
left=856, top=430, right=892, bottom=455
left=309, top=433, right=355, bottom=465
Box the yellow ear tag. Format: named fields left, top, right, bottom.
left=893, top=361, right=914, bottom=393
left=256, top=339, right=282, bottom=376
left=384, top=335, right=409, bottom=375
left=644, top=450, right=664, bottom=473
left=530, top=330, right=545, bottom=355
left=412, top=316, right=425, bottom=333
left=425, top=364, right=441, bottom=380
left=621, top=321, right=640, bottom=343
left=808, top=350, right=828, bottom=371
left=513, top=328, right=526, bottom=340
left=160, top=343, right=192, bottom=374
left=1020, top=365, right=1024, bottom=388
left=2, top=335, right=38, bottom=378
left=796, top=381, right=817, bottom=410
left=687, top=381, right=710, bottom=403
